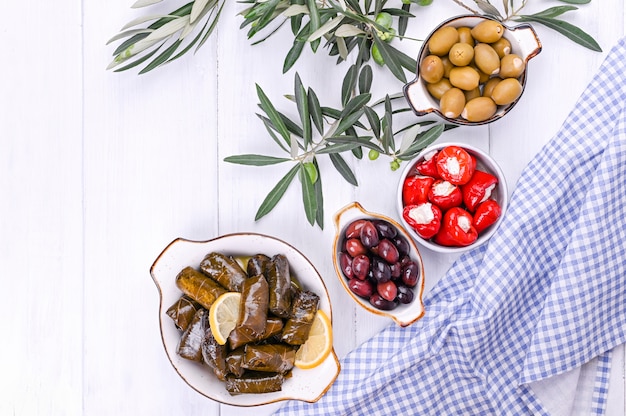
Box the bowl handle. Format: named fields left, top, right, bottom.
left=403, top=78, right=436, bottom=117
left=508, top=23, right=542, bottom=62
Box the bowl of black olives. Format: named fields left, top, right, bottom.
left=403, top=14, right=542, bottom=125
left=332, top=202, right=425, bottom=327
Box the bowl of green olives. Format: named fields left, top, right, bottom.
left=332, top=202, right=426, bottom=327
left=403, top=15, right=542, bottom=125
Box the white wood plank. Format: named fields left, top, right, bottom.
left=82, top=1, right=221, bottom=414
left=0, top=1, right=84, bottom=415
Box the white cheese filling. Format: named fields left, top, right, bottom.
left=445, top=157, right=460, bottom=175
left=432, top=181, right=456, bottom=197
left=457, top=214, right=471, bottom=232
left=481, top=183, right=496, bottom=204
left=409, top=203, right=434, bottom=225
left=423, top=150, right=437, bottom=162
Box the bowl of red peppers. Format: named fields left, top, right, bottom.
left=397, top=142, right=508, bottom=253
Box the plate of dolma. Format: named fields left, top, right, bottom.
left=150, top=233, right=340, bottom=406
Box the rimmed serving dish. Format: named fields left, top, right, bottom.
left=150, top=233, right=340, bottom=406
left=332, top=202, right=426, bottom=327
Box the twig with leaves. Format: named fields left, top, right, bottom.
left=107, top=0, right=601, bottom=227
left=107, top=0, right=225, bottom=73
left=453, top=0, right=601, bottom=52
left=225, top=69, right=445, bottom=228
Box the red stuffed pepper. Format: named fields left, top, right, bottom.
left=403, top=203, right=442, bottom=240
left=428, top=180, right=463, bottom=211
left=436, top=145, right=476, bottom=185
left=462, top=170, right=499, bottom=212
left=403, top=175, right=435, bottom=206
left=434, top=207, right=478, bottom=247
left=473, top=199, right=502, bottom=234
left=414, top=150, right=440, bottom=178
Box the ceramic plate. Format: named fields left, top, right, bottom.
left=150, top=233, right=340, bottom=406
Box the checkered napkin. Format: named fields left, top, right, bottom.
left=274, top=37, right=626, bottom=415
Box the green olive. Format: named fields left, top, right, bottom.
left=461, top=97, right=497, bottom=122
left=372, top=44, right=384, bottom=65
left=457, top=27, right=474, bottom=46
left=440, top=55, right=454, bottom=78
left=499, top=54, right=525, bottom=78
left=470, top=20, right=504, bottom=43
left=440, top=88, right=466, bottom=119
left=426, top=78, right=453, bottom=100
left=490, top=77, right=523, bottom=105
left=448, top=42, right=474, bottom=66
left=420, top=55, right=444, bottom=83
left=474, top=43, right=501, bottom=76
left=470, top=64, right=491, bottom=84
left=428, top=26, right=459, bottom=56
left=482, top=77, right=502, bottom=98
left=464, top=87, right=481, bottom=102
left=375, top=12, right=393, bottom=29
left=449, top=66, right=480, bottom=91
left=490, top=37, right=512, bottom=58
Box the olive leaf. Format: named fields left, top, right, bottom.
left=299, top=164, right=318, bottom=225
left=306, top=0, right=322, bottom=52
left=132, top=0, right=163, bottom=8
left=363, top=106, right=381, bottom=140
left=372, top=34, right=406, bottom=83
left=398, top=3, right=411, bottom=36
left=307, top=88, right=324, bottom=135
left=256, top=84, right=291, bottom=145
left=313, top=161, right=325, bottom=228
left=514, top=15, right=602, bottom=52
left=308, top=15, right=345, bottom=41
left=474, top=0, right=502, bottom=19
left=329, top=152, right=358, bottom=186
left=397, top=123, right=445, bottom=160
left=294, top=74, right=312, bottom=148
left=223, top=154, right=290, bottom=165
left=381, top=95, right=394, bottom=153
left=255, top=164, right=300, bottom=221
left=525, top=6, right=578, bottom=19
left=358, top=64, right=373, bottom=94
left=341, top=64, right=359, bottom=106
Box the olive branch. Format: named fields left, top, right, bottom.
left=454, top=0, right=601, bottom=52
left=108, top=0, right=600, bottom=228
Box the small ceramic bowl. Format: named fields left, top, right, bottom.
left=403, top=14, right=542, bottom=125
left=332, top=202, right=426, bottom=327
left=397, top=142, right=508, bottom=254
left=150, top=234, right=340, bottom=406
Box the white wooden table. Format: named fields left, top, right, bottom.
left=1, top=1, right=624, bottom=415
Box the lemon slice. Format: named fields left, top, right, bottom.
left=294, top=310, right=333, bottom=369
left=209, top=292, right=241, bottom=345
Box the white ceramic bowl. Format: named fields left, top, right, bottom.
left=397, top=142, right=509, bottom=254
left=332, top=202, right=426, bottom=327
left=403, top=14, right=542, bottom=126
left=150, top=233, right=340, bottom=406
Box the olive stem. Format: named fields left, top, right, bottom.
left=450, top=0, right=480, bottom=14
left=510, top=0, right=528, bottom=19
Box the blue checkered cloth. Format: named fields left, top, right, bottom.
left=274, top=37, right=626, bottom=415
